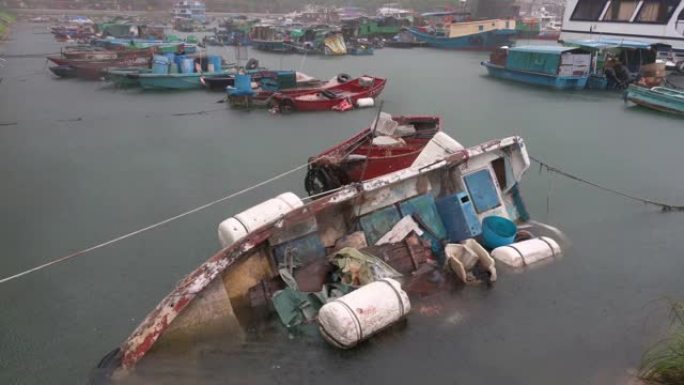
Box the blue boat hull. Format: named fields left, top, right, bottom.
left=252, top=40, right=294, bottom=53
left=625, top=85, right=684, bottom=116
left=137, top=73, right=225, bottom=90
left=407, top=28, right=515, bottom=50
left=482, top=62, right=589, bottom=90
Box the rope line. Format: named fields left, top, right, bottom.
left=0, top=162, right=311, bottom=285
left=531, top=156, right=684, bottom=212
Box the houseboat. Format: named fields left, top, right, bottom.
left=481, top=46, right=591, bottom=89
left=559, top=0, right=684, bottom=68
left=562, top=38, right=672, bottom=89
left=408, top=18, right=517, bottom=50
left=172, top=1, right=207, bottom=23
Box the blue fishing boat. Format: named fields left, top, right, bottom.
left=136, top=71, right=234, bottom=90
left=407, top=18, right=516, bottom=50
left=481, top=46, right=591, bottom=90
left=624, top=85, right=684, bottom=116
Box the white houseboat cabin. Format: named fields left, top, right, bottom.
left=560, top=0, right=684, bottom=63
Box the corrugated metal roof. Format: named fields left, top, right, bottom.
left=509, top=45, right=580, bottom=54
left=563, top=38, right=662, bottom=49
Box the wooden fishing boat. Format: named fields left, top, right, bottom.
left=94, top=132, right=565, bottom=382
left=46, top=56, right=152, bottom=80
left=62, top=46, right=157, bottom=61
left=624, top=85, right=684, bottom=116
left=270, top=75, right=387, bottom=113
left=482, top=46, right=591, bottom=90
left=104, top=67, right=153, bottom=87
left=407, top=19, right=516, bottom=50
left=304, top=115, right=442, bottom=196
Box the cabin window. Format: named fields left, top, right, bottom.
left=677, top=9, right=684, bottom=34
left=635, top=0, right=679, bottom=23
left=603, top=0, right=640, bottom=21
left=571, top=0, right=609, bottom=21
left=463, top=169, right=501, bottom=214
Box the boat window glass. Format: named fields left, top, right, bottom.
left=571, top=0, right=609, bottom=21
left=678, top=9, right=684, bottom=33
left=463, top=169, right=501, bottom=213
left=635, top=0, right=680, bottom=23
left=603, top=0, right=640, bottom=21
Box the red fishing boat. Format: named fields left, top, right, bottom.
left=270, top=75, right=387, bottom=113
left=304, top=114, right=447, bottom=196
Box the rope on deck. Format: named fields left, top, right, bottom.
left=531, top=156, right=684, bottom=212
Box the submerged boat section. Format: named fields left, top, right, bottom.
left=97, top=131, right=566, bottom=380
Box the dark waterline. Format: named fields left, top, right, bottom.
left=1, top=23, right=684, bottom=385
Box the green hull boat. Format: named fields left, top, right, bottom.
left=625, top=85, right=684, bottom=116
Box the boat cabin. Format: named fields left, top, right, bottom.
left=562, top=38, right=673, bottom=89
left=504, top=46, right=591, bottom=77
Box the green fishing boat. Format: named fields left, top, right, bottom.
left=625, top=85, right=684, bottom=116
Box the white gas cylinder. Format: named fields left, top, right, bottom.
left=217, top=192, right=303, bottom=248
left=317, top=278, right=410, bottom=349
left=355, top=97, right=375, bottom=108
left=491, top=236, right=561, bottom=268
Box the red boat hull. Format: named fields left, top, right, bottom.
left=305, top=115, right=440, bottom=195
left=47, top=56, right=151, bottom=79
left=273, top=76, right=388, bottom=112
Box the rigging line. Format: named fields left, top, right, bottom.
left=530, top=156, right=684, bottom=212
left=0, top=162, right=311, bottom=285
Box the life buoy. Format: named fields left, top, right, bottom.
left=246, top=58, right=259, bottom=70
left=337, top=73, right=351, bottom=83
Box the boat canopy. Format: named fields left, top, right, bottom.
left=506, top=46, right=590, bottom=75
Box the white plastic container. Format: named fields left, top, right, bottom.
left=318, top=278, right=410, bottom=348
left=491, top=236, right=561, bottom=268
left=356, top=97, right=375, bottom=108
left=411, top=132, right=464, bottom=168
left=217, top=192, right=303, bottom=248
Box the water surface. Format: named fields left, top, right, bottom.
left=1, top=23, right=684, bottom=385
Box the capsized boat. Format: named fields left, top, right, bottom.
left=304, top=114, right=444, bottom=196
left=624, top=84, right=684, bottom=116
left=481, top=46, right=591, bottom=90
left=270, top=75, right=387, bottom=113
left=96, top=130, right=566, bottom=380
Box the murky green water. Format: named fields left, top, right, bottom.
left=1, top=22, right=684, bottom=385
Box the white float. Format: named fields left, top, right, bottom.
left=217, top=192, right=303, bottom=248
left=491, top=236, right=561, bottom=268
left=317, top=278, right=410, bottom=348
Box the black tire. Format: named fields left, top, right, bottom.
left=279, top=98, right=295, bottom=114
left=321, top=89, right=337, bottom=99
left=337, top=73, right=351, bottom=83
left=246, top=58, right=259, bottom=70
left=305, top=167, right=341, bottom=196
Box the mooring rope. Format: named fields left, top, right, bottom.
left=531, top=156, right=684, bottom=212
left=0, top=162, right=312, bottom=285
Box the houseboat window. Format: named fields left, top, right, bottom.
left=635, top=0, right=679, bottom=23
left=571, top=0, right=609, bottom=21
left=603, top=0, right=640, bottom=21
left=463, top=169, right=501, bottom=213
left=678, top=8, right=684, bottom=34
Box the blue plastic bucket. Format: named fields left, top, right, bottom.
left=481, top=216, right=517, bottom=249
left=208, top=55, right=222, bottom=72
left=152, top=55, right=170, bottom=75
left=180, top=58, right=195, bottom=74
left=163, top=52, right=176, bottom=63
